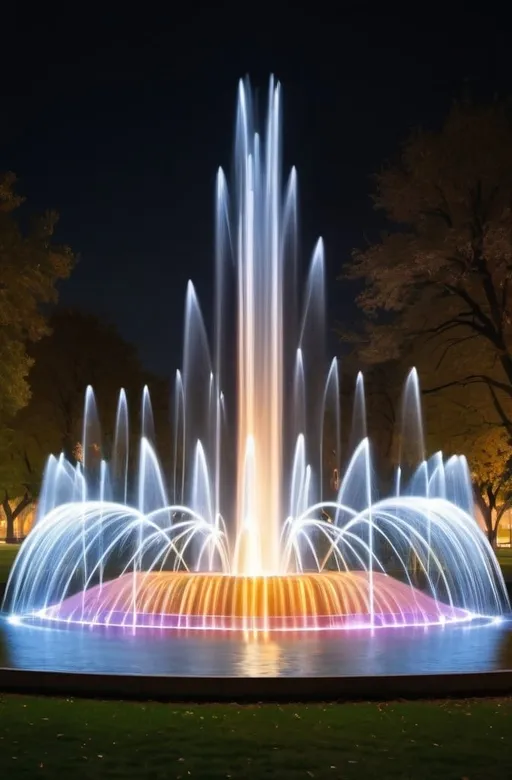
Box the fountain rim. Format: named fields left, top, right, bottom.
left=1, top=658, right=512, bottom=702
left=8, top=611, right=495, bottom=633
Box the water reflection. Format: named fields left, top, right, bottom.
left=242, top=639, right=283, bottom=677
left=1, top=621, right=511, bottom=677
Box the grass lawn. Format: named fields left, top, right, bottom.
left=0, top=544, right=19, bottom=585
left=497, top=548, right=512, bottom=581
left=0, top=549, right=511, bottom=777
left=0, top=696, right=510, bottom=778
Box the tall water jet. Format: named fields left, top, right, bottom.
left=233, top=78, right=284, bottom=574
left=112, top=389, right=129, bottom=504
left=400, top=367, right=426, bottom=479
left=350, top=371, right=367, bottom=455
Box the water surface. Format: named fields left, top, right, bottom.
left=1, top=619, right=511, bottom=677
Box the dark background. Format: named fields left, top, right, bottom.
left=1, top=5, right=509, bottom=374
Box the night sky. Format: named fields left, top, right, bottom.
left=2, top=6, right=509, bottom=375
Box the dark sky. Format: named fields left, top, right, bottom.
left=2, top=5, right=510, bottom=375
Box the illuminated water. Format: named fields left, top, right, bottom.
left=1, top=77, right=509, bottom=653
left=1, top=619, right=511, bottom=676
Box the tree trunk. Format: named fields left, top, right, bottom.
left=2, top=492, right=32, bottom=543
left=2, top=496, right=14, bottom=542
left=498, top=350, right=512, bottom=391
left=473, top=484, right=496, bottom=547
left=487, top=525, right=498, bottom=548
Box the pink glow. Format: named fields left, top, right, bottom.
left=32, top=570, right=474, bottom=633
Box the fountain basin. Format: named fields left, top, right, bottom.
left=34, top=570, right=473, bottom=631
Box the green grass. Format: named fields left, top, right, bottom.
left=497, top=548, right=512, bottom=581
left=0, top=549, right=511, bottom=777
left=0, top=544, right=19, bottom=585
left=0, top=696, right=510, bottom=778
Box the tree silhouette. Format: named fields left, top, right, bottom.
left=466, top=427, right=512, bottom=546
left=342, top=99, right=512, bottom=431
left=0, top=172, right=74, bottom=419
left=0, top=310, right=169, bottom=539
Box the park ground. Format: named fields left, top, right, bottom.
left=1, top=545, right=512, bottom=778
left=0, top=695, right=511, bottom=778
left=0, top=543, right=20, bottom=584
left=496, top=546, right=512, bottom=580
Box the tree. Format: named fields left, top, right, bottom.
left=465, top=427, right=512, bottom=546
left=20, top=309, right=148, bottom=456
left=0, top=172, right=74, bottom=419
left=0, top=425, right=46, bottom=540
left=0, top=310, right=168, bottom=538
left=342, top=100, right=512, bottom=432
left=417, top=380, right=512, bottom=546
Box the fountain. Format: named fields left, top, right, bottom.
left=2, top=77, right=509, bottom=638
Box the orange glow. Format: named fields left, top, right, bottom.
left=58, top=570, right=466, bottom=631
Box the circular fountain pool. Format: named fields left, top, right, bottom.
left=1, top=615, right=511, bottom=682
left=2, top=77, right=510, bottom=699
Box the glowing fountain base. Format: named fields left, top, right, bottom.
left=34, top=571, right=476, bottom=631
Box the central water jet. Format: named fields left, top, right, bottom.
left=233, top=79, right=285, bottom=575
